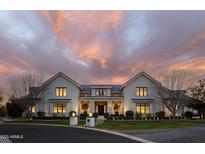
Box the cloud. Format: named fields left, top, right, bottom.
left=0, top=11, right=205, bottom=92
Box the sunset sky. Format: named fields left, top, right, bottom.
left=0, top=11, right=205, bottom=91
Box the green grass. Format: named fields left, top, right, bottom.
left=5, top=119, right=205, bottom=131
left=95, top=120, right=205, bottom=131
left=5, top=119, right=86, bottom=126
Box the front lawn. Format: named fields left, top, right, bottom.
left=95, top=120, right=205, bottom=131
left=4, top=119, right=205, bottom=131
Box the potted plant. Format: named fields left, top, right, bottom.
left=81, top=103, right=89, bottom=114
left=114, top=103, right=120, bottom=115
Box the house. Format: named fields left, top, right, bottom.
left=27, top=71, right=187, bottom=117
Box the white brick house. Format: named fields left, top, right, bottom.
left=27, top=71, right=187, bottom=117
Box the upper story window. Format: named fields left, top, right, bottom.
left=136, top=87, right=148, bottom=96
left=55, top=87, right=67, bottom=97
left=95, top=89, right=107, bottom=96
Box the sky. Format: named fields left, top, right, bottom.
left=0, top=10, right=205, bottom=91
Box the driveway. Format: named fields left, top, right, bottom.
left=122, top=124, right=205, bottom=143
left=0, top=124, right=138, bottom=143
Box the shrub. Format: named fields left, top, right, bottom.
left=6, top=103, right=23, bottom=118
left=37, top=111, right=45, bottom=118
left=125, top=110, right=134, bottom=119
left=184, top=111, right=193, bottom=119
left=0, top=105, right=7, bottom=117
left=114, top=111, right=119, bottom=116
left=92, top=112, right=98, bottom=118
left=107, top=115, right=113, bottom=120
left=146, top=113, right=151, bottom=118
left=135, top=112, right=142, bottom=119
left=104, top=112, right=109, bottom=118
left=155, top=111, right=165, bottom=119
left=32, top=116, right=69, bottom=120
left=119, top=114, right=124, bottom=120
left=79, top=113, right=88, bottom=119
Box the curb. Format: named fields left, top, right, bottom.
left=1, top=123, right=154, bottom=143
left=74, top=126, right=155, bottom=143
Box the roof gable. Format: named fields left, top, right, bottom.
left=27, top=72, right=82, bottom=97
left=120, top=72, right=162, bottom=89
left=42, top=72, right=82, bottom=89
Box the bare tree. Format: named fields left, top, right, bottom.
left=154, top=69, right=193, bottom=119
left=188, top=79, right=205, bottom=119
left=8, top=73, right=44, bottom=118
left=9, top=73, right=44, bottom=99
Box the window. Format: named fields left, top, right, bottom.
left=136, top=87, right=148, bottom=96
left=53, top=104, right=66, bottom=113
left=136, top=104, right=150, bottom=114
left=55, top=87, right=67, bottom=96
left=95, top=89, right=107, bottom=96
left=31, top=105, right=36, bottom=113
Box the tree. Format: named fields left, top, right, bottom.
left=81, top=103, right=89, bottom=113
left=188, top=79, right=205, bottom=119
left=6, top=96, right=23, bottom=118
left=9, top=73, right=44, bottom=99
left=114, top=103, right=120, bottom=115
left=8, top=73, right=44, bottom=118
left=0, top=89, right=3, bottom=105
left=154, top=69, right=193, bottom=119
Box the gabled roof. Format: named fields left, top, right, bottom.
left=27, top=72, right=82, bottom=98
left=120, top=71, right=162, bottom=90
left=42, top=72, right=82, bottom=89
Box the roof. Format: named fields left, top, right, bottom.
left=120, top=71, right=162, bottom=90
left=81, top=84, right=122, bottom=91
left=27, top=72, right=82, bottom=98
left=42, top=72, right=82, bottom=89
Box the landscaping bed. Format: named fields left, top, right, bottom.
left=4, top=119, right=86, bottom=126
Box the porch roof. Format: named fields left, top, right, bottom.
left=79, top=96, right=123, bottom=100
left=48, top=99, right=71, bottom=103
left=131, top=98, right=155, bottom=103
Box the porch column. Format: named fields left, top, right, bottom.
left=90, top=100, right=95, bottom=113
left=132, top=101, right=136, bottom=120
left=108, top=100, right=112, bottom=114
left=66, top=102, right=70, bottom=116
left=132, top=101, right=136, bottom=113
left=50, top=103, right=53, bottom=115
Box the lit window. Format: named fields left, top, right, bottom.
left=136, top=104, right=150, bottom=114
left=136, top=87, right=148, bottom=96
left=53, top=104, right=66, bottom=113
left=55, top=87, right=67, bottom=96
left=31, top=105, right=36, bottom=113
left=95, top=89, right=107, bottom=96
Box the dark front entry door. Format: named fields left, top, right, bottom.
left=98, top=105, right=104, bottom=115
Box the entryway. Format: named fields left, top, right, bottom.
left=98, top=105, right=104, bottom=115
left=94, top=101, right=108, bottom=115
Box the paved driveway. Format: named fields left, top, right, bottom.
left=0, top=124, right=138, bottom=143
left=123, top=124, right=205, bottom=143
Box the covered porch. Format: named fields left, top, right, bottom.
left=79, top=99, right=123, bottom=115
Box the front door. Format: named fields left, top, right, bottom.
left=98, top=105, right=104, bottom=115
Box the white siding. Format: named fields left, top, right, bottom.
left=36, top=75, right=80, bottom=116
left=123, top=75, right=162, bottom=114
